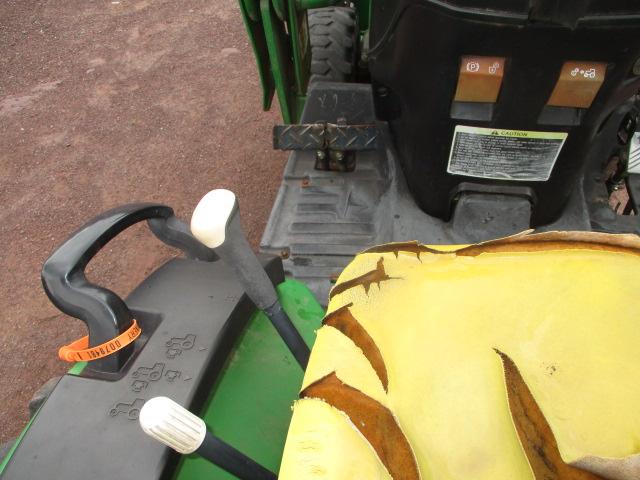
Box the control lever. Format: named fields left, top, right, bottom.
left=41, top=203, right=213, bottom=373
left=139, top=397, right=276, bottom=480
left=191, top=189, right=310, bottom=369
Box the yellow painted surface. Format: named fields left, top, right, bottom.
left=279, top=398, right=392, bottom=480
left=284, top=234, right=640, bottom=479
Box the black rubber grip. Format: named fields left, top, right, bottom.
left=41, top=203, right=215, bottom=373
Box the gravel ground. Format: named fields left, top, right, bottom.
left=0, top=0, right=286, bottom=443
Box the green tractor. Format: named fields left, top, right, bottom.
left=2, top=1, right=640, bottom=479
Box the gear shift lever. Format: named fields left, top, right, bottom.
left=191, top=189, right=310, bottom=369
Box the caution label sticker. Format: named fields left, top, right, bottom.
left=448, top=126, right=568, bottom=181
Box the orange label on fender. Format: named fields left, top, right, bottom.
left=58, top=320, right=142, bottom=362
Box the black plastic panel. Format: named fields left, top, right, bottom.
left=1, top=255, right=284, bottom=480
left=369, top=0, right=640, bottom=226
left=452, top=193, right=532, bottom=242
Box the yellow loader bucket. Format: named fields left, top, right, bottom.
left=280, top=231, right=640, bottom=480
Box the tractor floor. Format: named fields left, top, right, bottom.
left=0, top=0, right=285, bottom=444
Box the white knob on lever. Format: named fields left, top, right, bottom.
left=139, top=396, right=276, bottom=480
left=189, top=189, right=238, bottom=250
left=139, top=396, right=205, bottom=454
left=191, top=189, right=309, bottom=368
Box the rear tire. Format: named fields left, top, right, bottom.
left=308, top=7, right=358, bottom=84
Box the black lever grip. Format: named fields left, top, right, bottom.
left=41, top=203, right=215, bottom=373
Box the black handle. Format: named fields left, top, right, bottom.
left=198, top=432, right=277, bottom=480
left=42, top=203, right=216, bottom=373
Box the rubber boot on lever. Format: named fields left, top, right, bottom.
left=191, top=189, right=310, bottom=369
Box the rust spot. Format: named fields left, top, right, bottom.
left=362, top=232, right=640, bottom=259
left=323, top=303, right=389, bottom=391
left=302, top=373, right=420, bottom=480
left=362, top=241, right=440, bottom=260
left=458, top=241, right=640, bottom=258
left=497, top=350, right=604, bottom=480
left=457, top=231, right=640, bottom=258
left=329, top=257, right=399, bottom=300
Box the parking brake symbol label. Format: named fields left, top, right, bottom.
left=466, top=61, right=480, bottom=73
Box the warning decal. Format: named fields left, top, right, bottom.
left=448, top=126, right=568, bottom=181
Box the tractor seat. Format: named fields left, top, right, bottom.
left=279, top=231, right=640, bottom=480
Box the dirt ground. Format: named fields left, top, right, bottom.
left=0, top=0, right=287, bottom=443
